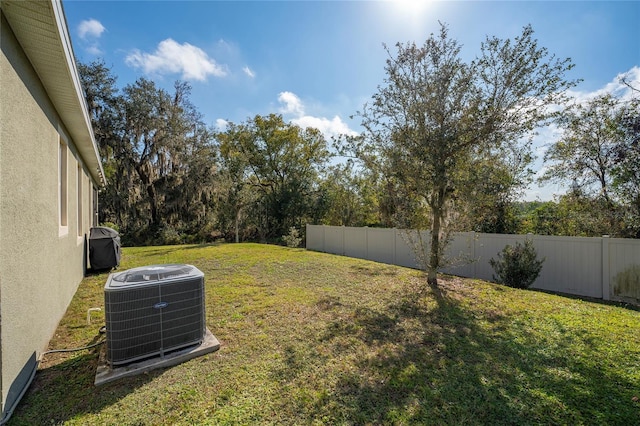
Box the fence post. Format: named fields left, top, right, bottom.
left=471, top=231, right=477, bottom=278
left=365, top=226, right=369, bottom=260
left=393, top=228, right=397, bottom=265
left=602, top=235, right=610, bottom=301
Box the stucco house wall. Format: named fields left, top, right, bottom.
left=0, top=1, right=104, bottom=421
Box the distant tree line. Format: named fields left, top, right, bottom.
left=79, top=24, right=639, bottom=261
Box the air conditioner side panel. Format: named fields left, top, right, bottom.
left=105, top=285, right=162, bottom=365
left=159, top=278, right=205, bottom=352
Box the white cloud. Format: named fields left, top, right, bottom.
left=217, top=39, right=235, bottom=53
left=77, top=19, right=105, bottom=56
left=243, top=66, right=255, bottom=78
left=622, top=66, right=640, bottom=87
left=278, top=91, right=305, bottom=116
left=568, top=66, right=640, bottom=105
left=125, top=39, right=227, bottom=81
left=85, top=44, right=103, bottom=56
left=277, top=91, right=358, bottom=140
left=78, top=19, right=105, bottom=40
left=215, top=119, right=229, bottom=130
left=292, top=115, right=359, bottom=139
left=597, top=67, right=640, bottom=101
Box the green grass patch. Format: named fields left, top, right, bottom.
left=9, top=243, right=640, bottom=425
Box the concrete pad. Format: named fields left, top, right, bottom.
left=95, top=328, right=220, bottom=386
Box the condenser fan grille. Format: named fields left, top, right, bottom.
left=111, top=264, right=196, bottom=284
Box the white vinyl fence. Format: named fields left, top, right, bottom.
left=306, top=225, right=640, bottom=304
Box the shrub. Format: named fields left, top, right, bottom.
left=282, top=227, right=303, bottom=248
left=489, top=239, right=545, bottom=289
left=156, top=225, right=184, bottom=246
left=99, top=222, right=120, bottom=232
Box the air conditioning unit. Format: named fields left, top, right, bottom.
left=104, top=264, right=206, bottom=366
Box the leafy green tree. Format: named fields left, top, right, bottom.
left=525, top=201, right=562, bottom=236
left=318, top=162, right=379, bottom=227
left=217, top=114, right=329, bottom=241
left=122, top=79, right=217, bottom=240
left=456, top=155, right=528, bottom=234
left=612, top=98, right=640, bottom=237
left=350, top=24, right=576, bottom=286
left=542, top=95, right=620, bottom=226
left=541, top=94, right=639, bottom=236
left=216, top=125, right=257, bottom=242
left=79, top=61, right=218, bottom=244
left=160, top=83, right=218, bottom=241
left=517, top=191, right=621, bottom=237
left=78, top=60, right=130, bottom=229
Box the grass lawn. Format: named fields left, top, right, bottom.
left=9, top=243, right=640, bottom=425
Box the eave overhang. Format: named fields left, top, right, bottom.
left=1, top=0, right=105, bottom=186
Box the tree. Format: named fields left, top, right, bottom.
left=456, top=155, right=527, bottom=234
left=351, top=24, right=576, bottom=286
left=542, top=95, right=620, bottom=204
left=78, top=61, right=134, bottom=230
left=318, top=161, right=379, bottom=227
left=161, top=108, right=218, bottom=240
left=524, top=201, right=562, bottom=236
left=217, top=114, right=330, bottom=242
left=520, top=193, right=613, bottom=237
left=216, top=124, right=257, bottom=243
left=541, top=94, right=636, bottom=236
left=612, top=98, right=640, bottom=237
left=79, top=61, right=218, bottom=244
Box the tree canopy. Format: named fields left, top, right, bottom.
left=78, top=27, right=637, bottom=256
left=349, top=23, right=577, bottom=285
left=217, top=114, right=330, bottom=242
left=542, top=95, right=640, bottom=237
left=80, top=61, right=217, bottom=243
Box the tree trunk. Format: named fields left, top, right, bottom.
left=428, top=203, right=442, bottom=287
left=235, top=207, right=241, bottom=243
left=136, top=164, right=160, bottom=230
left=148, top=186, right=159, bottom=229
left=428, top=181, right=449, bottom=287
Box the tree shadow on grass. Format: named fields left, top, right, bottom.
left=313, top=276, right=640, bottom=424
left=350, top=264, right=399, bottom=277
left=529, top=288, right=640, bottom=312
left=8, top=348, right=157, bottom=425
left=135, top=243, right=222, bottom=258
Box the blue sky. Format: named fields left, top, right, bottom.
left=63, top=0, right=640, bottom=201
